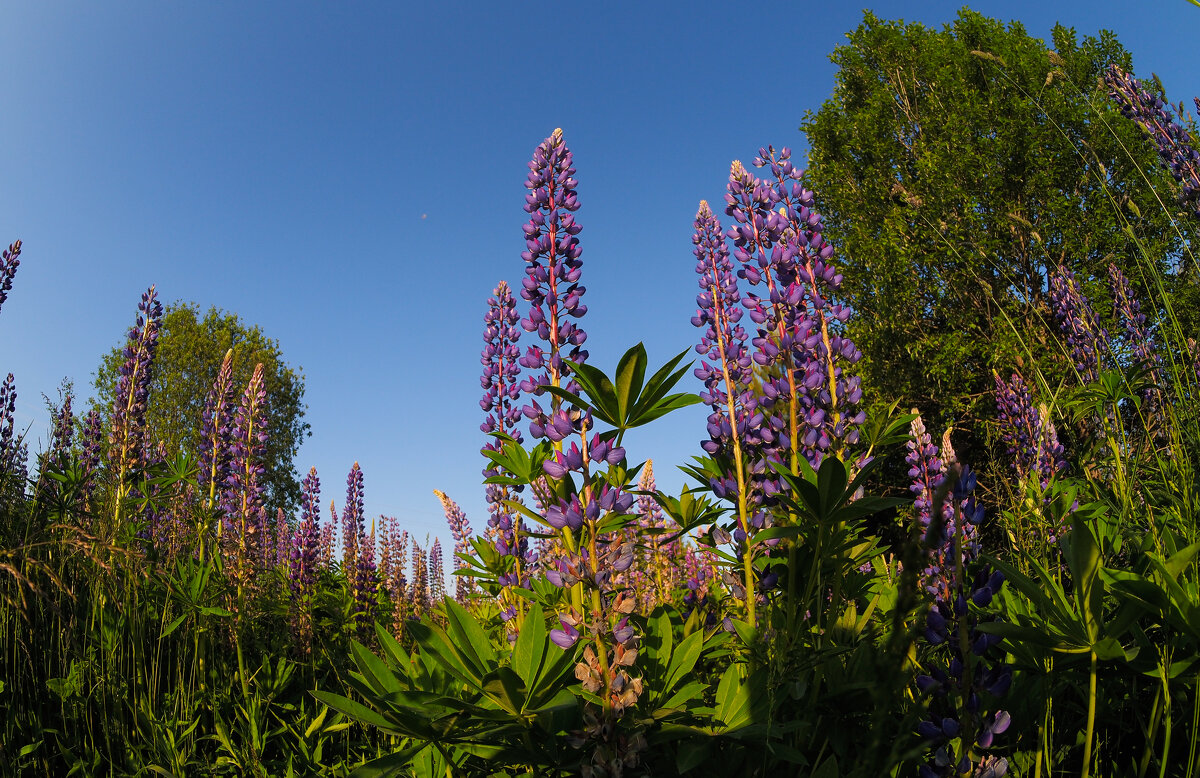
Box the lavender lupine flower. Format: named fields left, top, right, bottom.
left=480, top=280, right=533, bottom=618
left=341, top=462, right=365, bottom=574
left=108, top=285, right=163, bottom=524
left=915, top=466, right=1012, bottom=777
left=434, top=490, right=475, bottom=602
left=352, top=520, right=379, bottom=631
left=220, top=363, right=268, bottom=592
left=907, top=414, right=952, bottom=546
left=290, top=467, right=322, bottom=595
left=725, top=149, right=865, bottom=470
left=377, top=515, right=394, bottom=592
left=389, top=528, right=410, bottom=635
left=410, top=542, right=430, bottom=616
left=0, top=375, right=18, bottom=478
left=1104, top=65, right=1200, bottom=219
left=1108, top=261, right=1156, bottom=381
left=517, top=129, right=588, bottom=440
left=0, top=240, right=21, bottom=316
left=994, top=373, right=1066, bottom=489
left=1047, top=267, right=1107, bottom=383
left=624, top=460, right=681, bottom=609
left=79, top=409, right=104, bottom=510
left=429, top=538, right=446, bottom=604
left=199, top=349, right=237, bottom=513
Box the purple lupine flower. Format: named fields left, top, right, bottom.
left=906, top=414, right=952, bottom=546
left=429, top=538, right=445, bottom=604
left=108, top=285, right=163, bottom=509
left=341, top=462, right=365, bottom=574
left=220, top=363, right=268, bottom=590
left=0, top=374, right=18, bottom=478
left=199, top=349, right=237, bottom=512
left=481, top=280, right=526, bottom=444
left=1104, top=65, right=1200, bottom=219
left=79, top=409, right=104, bottom=509
left=691, top=200, right=762, bottom=467
left=1047, top=266, right=1107, bottom=383
left=915, top=465, right=1011, bottom=776
left=0, top=240, right=20, bottom=316
left=1107, top=264, right=1161, bottom=403
left=376, top=515, right=394, bottom=593
left=434, top=489, right=475, bottom=602
left=290, top=466, right=322, bottom=594
left=994, top=372, right=1066, bottom=490
left=352, top=519, right=379, bottom=631
left=725, top=148, right=864, bottom=470
left=410, top=541, right=429, bottom=616
left=517, top=129, right=588, bottom=438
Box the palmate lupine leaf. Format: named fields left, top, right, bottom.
left=544, top=343, right=701, bottom=434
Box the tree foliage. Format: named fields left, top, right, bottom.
left=94, top=302, right=309, bottom=513
left=801, top=9, right=1198, bottom=462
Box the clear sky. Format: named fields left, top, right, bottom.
left=1, top=1, right=1197, bottom=547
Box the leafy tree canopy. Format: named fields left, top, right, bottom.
left=801, top=9, right=1198, bottom=463
left=94, top=302, right=309, bottom=513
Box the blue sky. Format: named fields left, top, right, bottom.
left=2, top=1, right=1197, bottom=547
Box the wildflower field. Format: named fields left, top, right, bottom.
left=4, top=8, right=1200, bottom=777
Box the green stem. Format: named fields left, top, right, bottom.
left=1082, top=649, right=1098, bottom=778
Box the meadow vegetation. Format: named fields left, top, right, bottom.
left=3, top=9, right=1200, bottom=777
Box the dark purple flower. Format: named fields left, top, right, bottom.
left=1104, top=65, right=1200, bottom=219
left=0, top=240, right=20, bottom=316
left=108, top=285, right=163, bottom=502
left=0, top=374, right=17, bottom=478
left=290, top=466, right=322, bottom=595
left=1047, top=266, right=1107, bottom=383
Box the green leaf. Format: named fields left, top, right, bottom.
left=663, top=630, right=705, bottom=697
left=160, top=614, right=188, bottom=639
left=613, top=343, right=648, bottom=423
left=511, top=603, right=547, bottom=691
left=310, top=692, right=398, bottom=733
left=713, top=665, right=752, bottom=729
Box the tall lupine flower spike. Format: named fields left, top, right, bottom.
left=410, top=541, right=430, bottom=616
left=1107, top=264, right=1160, bottom=387
left=429, top=538, right=446, bottom=603
left=916, top=465, right=1012, bottom=778
left=108, top=285, right=163, bottom=529
left=1104, top=65, right=1200, bottom=219
left=1047, top=266, right=1107, bottom=383
left=220, top=363, right=268, bottom=596
left=290, top=466, right=322, bottom=596
left=691, top=199, right=763, bottom=624
left=341, top=461, right=365, bottom=574
left=434, top=490, right=475, bottom=602
left=80, top=409, right=104, bottom=510
left=518, top=128, right=589, bottom=443
left=0, top=240, right=21, bottom=316
left=0, top=374, right=17, bottom=478
left=200, top=349, right=237, bottom=514
left=480, top=279, right=532, bottom=621
left=727, top=148, right=864, bottom=471
left=289, top=469, right=323, bottom=653
left=352, top=519, right=379, bottom=633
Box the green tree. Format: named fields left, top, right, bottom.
left=94, top=302, right=309, bottom=513
left=800, top=9, right=1198, bottom=462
